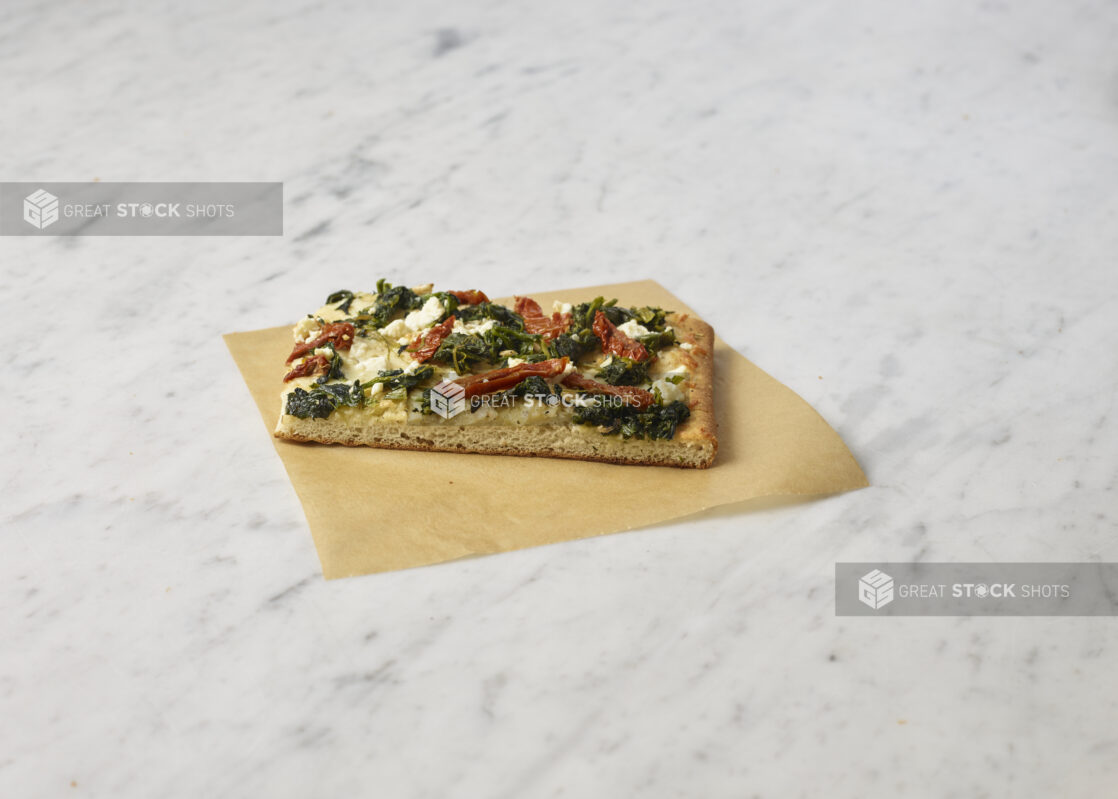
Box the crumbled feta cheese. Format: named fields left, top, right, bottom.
left=506, top=357, right=525, bottom=368
left=452, top=318, right=496, bottom=336
left=552, top=301, right=572, bottom=315
left=404, top=296, right=444, bottom=331
left=293, top=317, right=320, bottom=342
left=312, top=347, right=333, bottom=358
left=599, top=356, right=613, bottom=368
left=561, top=360, right=576, bottom=376
left=679, top=342, right=694, bottom=351
left=653, top=379, right=686, bottom=404
left=617, top=319, right=650, bottom=338
left=652, top=367, right=689, bottom=404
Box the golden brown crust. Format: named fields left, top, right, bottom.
left=666, top=313, right=718, bottom=465
left=274, top=426, right=711, bottom=467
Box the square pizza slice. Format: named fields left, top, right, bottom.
left=273, top=281, right=717, bottom=468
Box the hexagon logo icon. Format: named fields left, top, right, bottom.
left=430, top=380, right=466, bottom=419
left=24, top=189, right=59, bottom=229
left=858, top=569, right=894, bottom=610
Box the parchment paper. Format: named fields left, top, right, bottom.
left=224, top=280, right=868, bottom=578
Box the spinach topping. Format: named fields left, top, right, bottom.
left=286, top=364, right=437, bottom=419
left=428, top=327, right=541, bottom=372
left=568, top=296, right=614, bottom=334
left=558, top=298, right=672, bottom=362
left=627, top=305, right=673, bottom=333
left=362, top=365, right=435, bottom=400
left=314, top=343, right=345, bottom=383
left=506, top=375, right=555, bottom=398
left=636, top=328, right=677, bottom=355
left=455, top=301, right=525, bottom=330
left=595, top=357, right=649, bottom=386
left=572, top=397, right=691, bottom=440
left=326, top=289, right=356, bottom=314
left=285, top=381, right=365, bottom=419
left=546, top=332, right=591, bottom=362
left=428, top=291, right=460, bottom=319
left=428, top=332, right=491, bottom=373
left=485, top=326, right=541, bottom=358
left=349, top=278, right=425, bottom=329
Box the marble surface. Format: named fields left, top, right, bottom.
left=2, top=0, right=1117, bottom=796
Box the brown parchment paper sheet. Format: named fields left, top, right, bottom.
left=224, top=280, right=868, bottom=578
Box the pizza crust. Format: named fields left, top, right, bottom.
left=274, top=307, right=718, bottom=468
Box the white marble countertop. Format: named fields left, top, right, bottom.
left=3, top=0, right=1117, bottom=796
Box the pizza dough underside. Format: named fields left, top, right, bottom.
left=275, top=414, right=716, bottom=468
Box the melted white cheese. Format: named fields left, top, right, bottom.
left=348, top=354, right=389, bottom=384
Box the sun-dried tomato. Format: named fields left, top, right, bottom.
left=283, top=354, right=332, bottom=382
left=286, top=322, right=355, bottom=364
left=592, top=311, right=649, bottom=362
left=450, top=290, right=490, bottom=305
left=454, top=357, right=569, bottom=397
left=561, top=372, right=655, bottom=409
left=407, top=315, right=456, bottom=363
left=514, top=296, right=571, bottom=341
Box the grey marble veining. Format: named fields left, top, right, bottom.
left=2, top=0, right=1117, bottom=796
